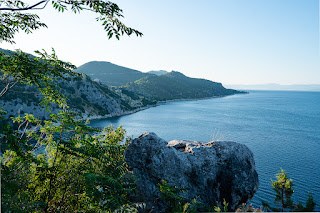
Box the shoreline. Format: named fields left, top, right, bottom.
left=86, top=92, right=247, bottom=121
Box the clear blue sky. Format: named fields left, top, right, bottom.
left=1, top=0, right=319, bottom=85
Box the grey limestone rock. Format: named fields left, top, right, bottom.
left=125, top=132, right=259, bottom=212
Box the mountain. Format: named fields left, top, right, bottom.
left=0, top=49, right=156, bottom=119
left=0, top=75, right=157, bottom=120
left=123, top=71, right=244, bottom=101
left=75, top=61, right=151, bottom=86
left=1, top=49, right=243, bottom=119
left=225, top=83, right=320, bottom=91
left=147, top=70, right=169, bottom=76
left=0, top=48, right=14, bottom=55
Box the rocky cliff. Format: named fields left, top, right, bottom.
left=125, top=132, right=259, bottom=212
left=0, top=76, right=156, bottom=120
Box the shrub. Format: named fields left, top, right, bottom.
left=262, top=169, right=317, bottom=212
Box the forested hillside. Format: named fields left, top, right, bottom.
left=76, top=61, right=151, bottom=86
left=123, top=71, right=244, bottom=101
left=75, top=61, right=243, bottom=102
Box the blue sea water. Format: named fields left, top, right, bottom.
left=90, top=90, right=320, bottom=210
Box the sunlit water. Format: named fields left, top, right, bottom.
left=90, top=90, right=320, bottom=210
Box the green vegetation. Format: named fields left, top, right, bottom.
left=75, top=62, right=242, bottom=103
left=262, top=169, right=317, bottom=212
left=1, top=115, right=135, bottom=212
left=158, top=170, right=317, bottom=213
left=1, top=1, right=142, bottom=212
left=0, top=1, right=318, bottom=212
left=158, top=180, right=199, bottom=213
left=76, top=61, right=151, bottom=86
left=123, top=71, right=243, bottom=101
left=157, top=180, right=232, bottom=213
left=0, top=0, right=142, bottom=44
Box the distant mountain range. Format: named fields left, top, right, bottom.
left=76, top=62, right=171, bottom=86
left=76, top=61, right=242, bottom=101
left=76, top=61, right=151, bottom=86
left=225, top=84, right=320, bottom=91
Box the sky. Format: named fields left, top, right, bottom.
left=1, top=0, right=320, bottom=85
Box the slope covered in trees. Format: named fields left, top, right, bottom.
left=123, top=71, right=244, bottom=101
left=75, top=61, right=244, bottom=102
left=76, top=61, right=152, bottom=86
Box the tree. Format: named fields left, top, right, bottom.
left=0, top=0, right=143, bottom=102
left=262, top=169, right=317, bottom=212
left=1, top=0, right=142, bottom=212
left=0, top=0, right=143, bottom=43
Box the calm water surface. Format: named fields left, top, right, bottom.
left=91, top=90, right=320, bottom=209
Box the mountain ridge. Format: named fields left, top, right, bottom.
left=147, top=70, right=169, bottom=76
left=75, top=61, right=152, bottom=86
left=123, top=71, right=244, bottom=101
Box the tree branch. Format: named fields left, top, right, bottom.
left=0, top=1, right=47, bottom=11
left=0, top=79, right=19, bottom=98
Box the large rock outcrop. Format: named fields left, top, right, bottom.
left=125, top=132, right=259, bottom=212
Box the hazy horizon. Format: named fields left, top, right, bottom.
left=225, top=83, right=320, bottom=91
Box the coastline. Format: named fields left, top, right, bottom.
left=85, top=92, right=248, bottom=121
left=82, top=105, right=158, bottom=121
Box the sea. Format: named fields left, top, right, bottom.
left=90, top=90, right=320, bottom=210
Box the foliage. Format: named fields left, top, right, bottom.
left=157, top=179, right=231, bottom=213
left=0, top=10, right=47, bottom=44
left=1, top=0, right=142, bottom=212
left=157, top=179, right=199, bottom=213
left=0, top=0, right=142, bottom=43
left=0, top=51, right=137, bottom=210
left=0, top=48, right=78, bottom=108
left=235, top=203, right=262, bottom=212
left=1, top=110, right=136, bottom=212
left=262, top=169, right=317, bottom=212
left=212, top=199, right=229, bottom=212
left=123, top=71, right=241, bottom=101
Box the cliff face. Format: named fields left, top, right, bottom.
left=125, top=132, right=259, bottom=212
left=0, top=76, right=156, bottom=120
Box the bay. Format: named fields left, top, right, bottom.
left=90, top=90, right=320, bottom=210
